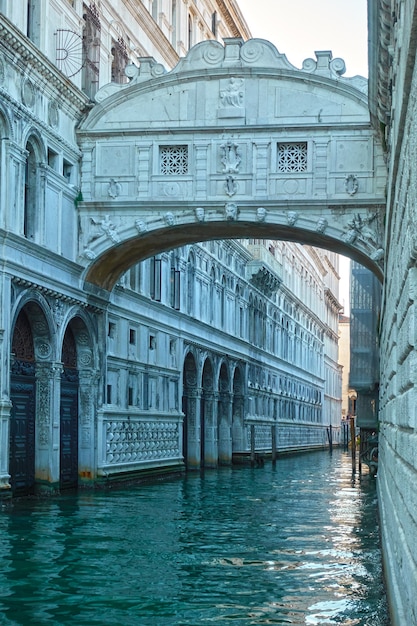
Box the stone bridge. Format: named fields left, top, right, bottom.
left=77, top=38, right=386, bottom=290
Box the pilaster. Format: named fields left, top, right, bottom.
left=35, top=361, right=63, bottom=492
left=79, top=368, right=99, bottom=481
left=218, top=392, right=233, bottom=465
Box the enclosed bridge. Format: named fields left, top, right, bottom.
left=76, top=38, right=386, bottom=290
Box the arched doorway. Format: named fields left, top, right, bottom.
left=10, top=310, right=36, bottom=496
left=60, top=325, right=79, bottom=490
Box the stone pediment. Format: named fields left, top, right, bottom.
left=88, top=39, right=368, bottom=131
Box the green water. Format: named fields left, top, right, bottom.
left=0, top=451, right=389, bottom=625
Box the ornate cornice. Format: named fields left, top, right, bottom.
left=325, top=287, right=343, bottom=312
left=125, top=0, right=179, bottom=69
left=11, top=277, right=104, bottom=313
left=368, top=0, right=392, bottom=138
left=216, top=0, right=252, bottom=40
left=0, top=14, right=89, bottom=112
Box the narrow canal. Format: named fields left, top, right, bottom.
left=0, top=450, right=389, bottom=625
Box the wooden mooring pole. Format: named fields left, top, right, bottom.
left=328, top=424, right=333, bottom=453
left=350, top=416, right=356, bottom=472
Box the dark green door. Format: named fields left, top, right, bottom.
left=10, top=366, right=36, bottom=496
left=60, top=369, right=79, bottom=490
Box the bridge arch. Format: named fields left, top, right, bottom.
left=77, top=38, right=387, bottom=290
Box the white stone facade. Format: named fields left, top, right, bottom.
left=0, top=0, right=342, bottom=497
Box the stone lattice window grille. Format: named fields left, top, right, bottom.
left=160, top=145, right=188, bottom=175
left=277, top=142, right=308, bottom=173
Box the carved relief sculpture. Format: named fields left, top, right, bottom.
left=195, top=207, right=205, bottom=222
left=220, top=141, right=241, bottom=174
left=220, top=77, right=244, bottom=108
left=225, top=175, right=238, bottom=197
left=100, top=215, right=120, bottom=243
left=225, top=202, right=238, bottom=220
left=256, top=207, right=266, bottom=222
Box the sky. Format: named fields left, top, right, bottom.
left=236, top=0, right=368, bottom=313
left=237, top=0, right=368, bottom=78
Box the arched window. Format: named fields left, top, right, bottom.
left=24, top=140, right=38, bottom=240
left=111, top=37, right=128, bottom=84
left=171, top=0, right=177, bottom=47
left=188, top=14, right=193, bottom=49
left=220, top=275, right=226, bottom=329
left=235, top=285, right=242, bottom=338
left=170, top=251, right=181, bottom=310
left=27, top=0, right=41, bottom=44
left=209, top=267, right=215, bottom=324
left=82, top=2, right=101, bottom=99
left=249, top=294, right=255, bottom=343
left=186, top=251, right=195, bottom=315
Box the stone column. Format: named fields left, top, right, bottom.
left=204, top=391, right=218, bottom=468
left=35, top=361, right=63, bottom=493
left=184, top=387, right=202, bottom=469
left=0, top=277, right=13, bottom=492
left=7, top=142, right=26, bottom=233
left=232, top=394, right=245, bottom=453
left=78, top=368, right=99, bottom=482
left=0, top=396, right=12, bottom=493
left=218, top=393, right=233, bottom=465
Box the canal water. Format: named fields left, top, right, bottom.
left=0, top=450, right=389, bottom=625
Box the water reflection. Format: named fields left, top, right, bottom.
left=0, top=451, right=389, bottom=625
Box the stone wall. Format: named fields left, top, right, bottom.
left=378, top=20, right=417, bottom=623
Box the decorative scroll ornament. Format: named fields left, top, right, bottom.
left=52, top=299, right=65, bottom=327
left=84, top=248, right=97, bottom=260
left=48, top=100, right=59, bottom=128
left=371, top=247, right=384, bottom=261
left=225, top=175, right=238, bottom=197
left=302, top=51, right=346, bottom=77
left=345, top=174, right=359, bottom=196
left=108, top=179, right=121, bottom=199
left=0, top=54, right=5, bottom=86
left=38, top=380, right=51, bottom=446
left=220, top=141, right=241, bottom=173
